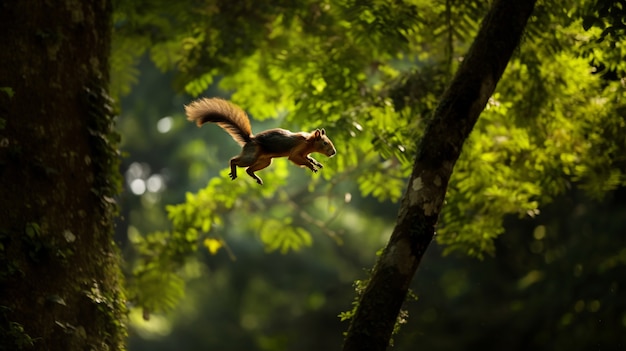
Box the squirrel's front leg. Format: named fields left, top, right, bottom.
left=289, top=155, right=318, bottom=173
left=306, top=155, right=323, bottom=169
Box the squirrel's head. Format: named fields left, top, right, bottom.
left=313, top=129, right=336, bottom=157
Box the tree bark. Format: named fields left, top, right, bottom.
left=0, top=1, right=126, bottom=350
left=343, top=0, right=537, bottom=350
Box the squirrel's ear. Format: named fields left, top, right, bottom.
left=313, top=129, right=322, bottom=138
left=320, top=128, right=326, bottom=136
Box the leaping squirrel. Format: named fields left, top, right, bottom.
left=185, top=98, right=337, bottom=185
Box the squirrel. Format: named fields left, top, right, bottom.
left=185, top=97, right=336, bottom=185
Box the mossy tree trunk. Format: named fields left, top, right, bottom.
left=343, top=0, right=537, bottom=350
left=0, top=1, right=127, bottom=350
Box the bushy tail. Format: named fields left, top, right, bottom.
left=185, top=98, right=253, bottom=146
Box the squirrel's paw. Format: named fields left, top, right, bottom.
left=229, top=173, right=237, bottom=180
left=309, top=159, right=322, bottom=168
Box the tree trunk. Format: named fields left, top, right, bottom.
left=343, top=0, right=537, bottom=350
left=0, top=1, right=126, bottom=350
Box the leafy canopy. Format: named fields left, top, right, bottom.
left=113, top=0, right=626, bottom=312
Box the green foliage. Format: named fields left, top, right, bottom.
left=0, top=87, right=13, bottom=98
left=110, top=34, right=146, bottom=101
left=1, top=320, right=35, bottom=349
left=357, top=163, right=407, bottom=202
left=338, top=279, right=367, bottom=323
left=579, top=0, right=626, bottom=79
left=257, top=218, right=313, bottom=254
left=134, top=268, right=185, bottom=314
left=114, top=0, right=626, bottom=323
left=438, top=37, right=626, bottom=257
left=127, top=161, right=335, bottom=313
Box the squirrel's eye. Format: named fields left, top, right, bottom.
left=323, top=141, right=328, bottom=145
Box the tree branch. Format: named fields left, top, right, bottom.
left=342, top=0, right=537, bottom=350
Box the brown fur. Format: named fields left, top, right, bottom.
left=185, top=98, right=252, bottom=146
left=185, top=97, right=336, bottom=185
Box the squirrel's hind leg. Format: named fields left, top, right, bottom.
left=228, top=158, right=239, bottom=180
left=229, top=144, right=258, bottom=181
left=245, top=158, right=272, bottom=185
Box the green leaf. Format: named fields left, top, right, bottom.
left=259, top=219, right=313, bottom=254
left=134, top=270, right=185, bottom=313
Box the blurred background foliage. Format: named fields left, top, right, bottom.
left=111, top=0, right=626, bottom=349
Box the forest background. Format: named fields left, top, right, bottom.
left=116, top=0, right=625, bottom=350
left=1, top=0, right=625, bottom=350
